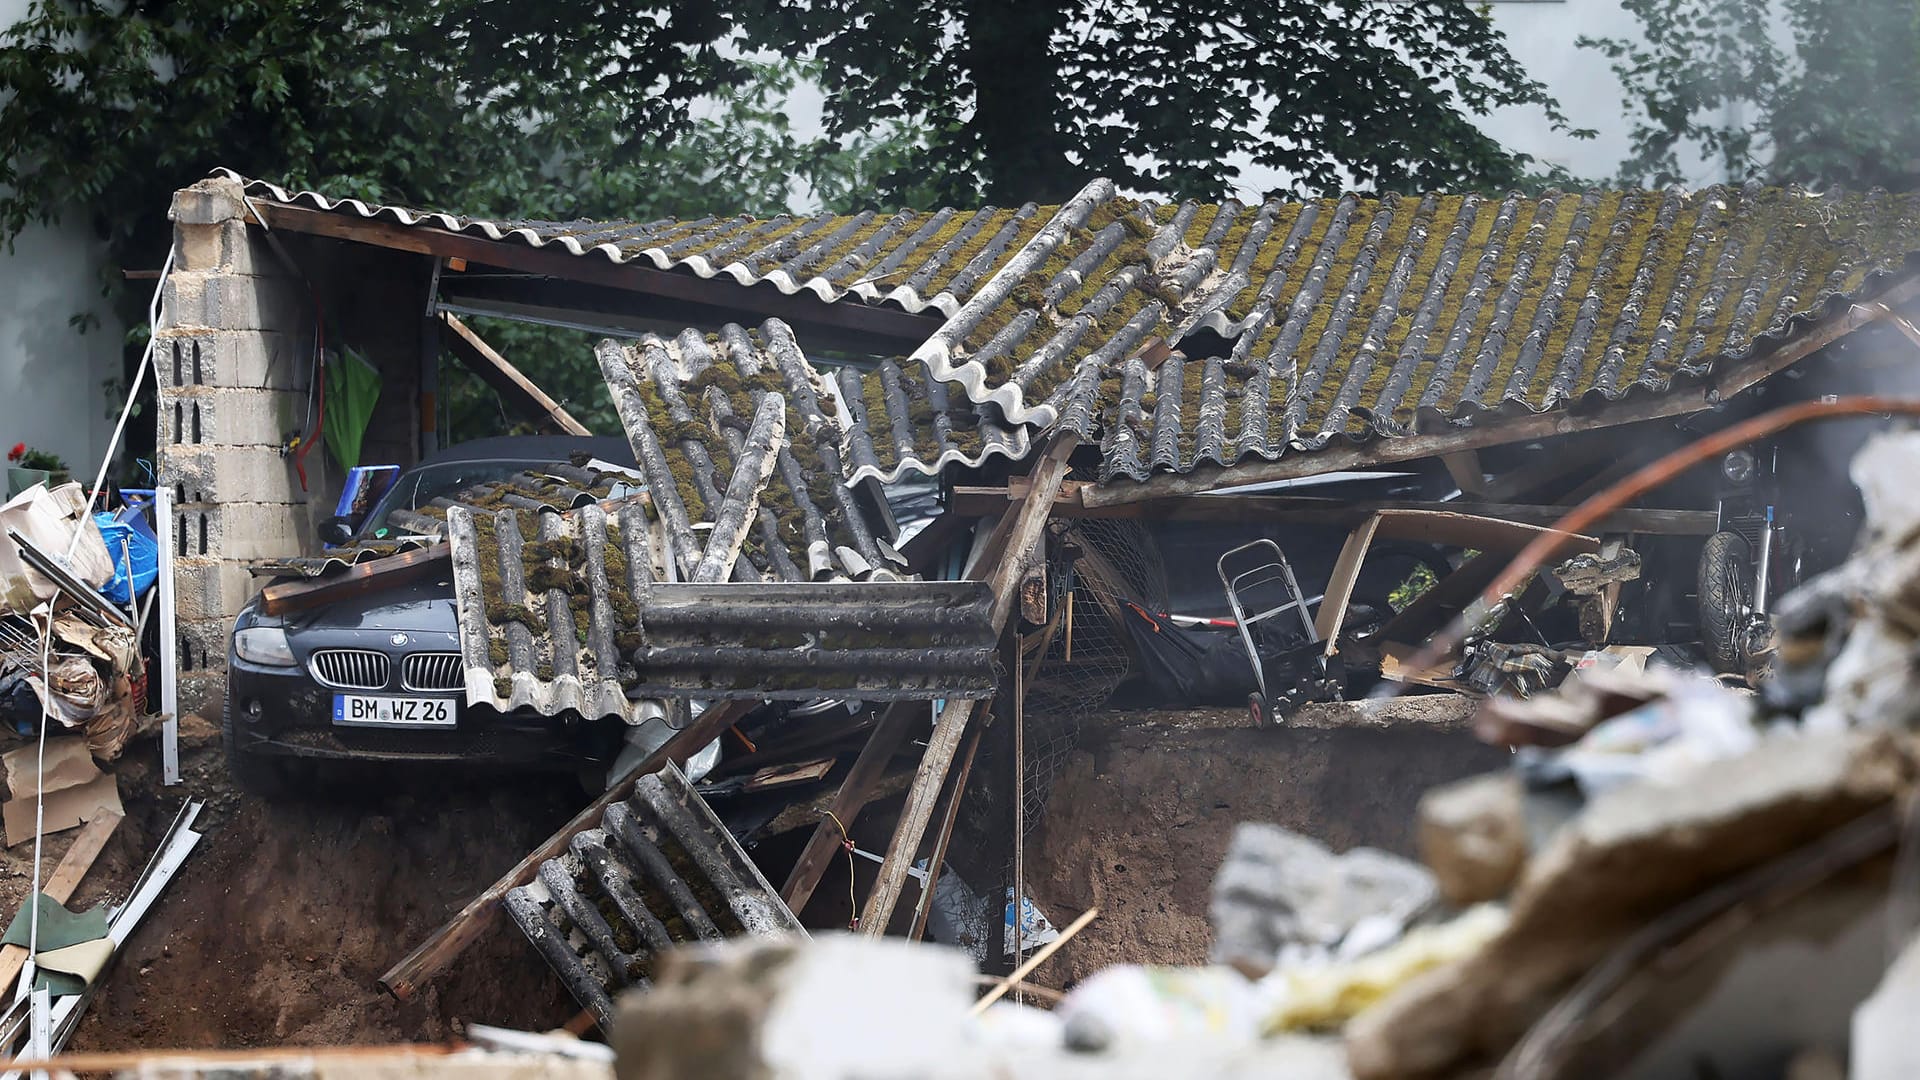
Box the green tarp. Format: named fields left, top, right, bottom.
left=323, top=346, right=383, bottom=472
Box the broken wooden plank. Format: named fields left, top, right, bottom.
left=258, top=543, right=451, bottom=617
left=0, top=812, right=121, bottom=1001
left=741, top=759, right=835, bottom=792
left=861, top=435, right=1079, bottom=937
left=439, top=313, right=590, bottom=436
left=1313, top=514, right=1382, bottom=646
left=379, top=698, right=756, bottom=1001
left=779, top=701, right=923, bottom=914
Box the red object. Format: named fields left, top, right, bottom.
left=7, top=443, right=22, bottom=462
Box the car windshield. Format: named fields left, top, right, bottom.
left=358, top=459, right=554, bottom=540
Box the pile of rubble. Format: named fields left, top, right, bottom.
left=595, top=429, right=1920, bottom=1080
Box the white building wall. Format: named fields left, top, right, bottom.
left=0, top=0, right=123, bottom=484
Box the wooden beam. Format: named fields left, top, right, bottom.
left=379, top=697, right=756, bottom=1001
left=1473, top=439, right=1615, bottom=504
left=0, top=812, right=120, bottom=1001
left=779, top=701, right=922, bottom=915
left=438, top=312, right=589, bottom=435
left=252, top=202, right=944, bottom=352
left=907, top=720, right=987, bottom=942
left=259, top=543, right=451, bottom=616
left=1441, top=451, right=1485, bottom=496
left=950, top=487, right=1719, bottom=535
left=860, top=435, right=1079, bottom=937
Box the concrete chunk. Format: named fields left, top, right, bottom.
left=153, top=332, right=309, bottom=392
left=1417, top=772, right=1527, bottom=905
left=1347, top=730, right=1916, bottom=1080
left=173, top=218, right=283, bottom=276
left=1210, top=824, right=1435, bottom=977
left=162, top=270, right=307, bottom=333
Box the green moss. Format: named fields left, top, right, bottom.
left=526, top=564, right=571, bottom=595
left=488, top=637, right=508, bottom=668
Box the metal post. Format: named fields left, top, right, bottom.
left=154, top=486, right=179, bottom=786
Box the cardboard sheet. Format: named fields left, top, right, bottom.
left=0, top=738, right=122, bottom=846
left=0, top=483, right=114, bottom=614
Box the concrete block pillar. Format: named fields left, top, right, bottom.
left=157, top=176, right=317, bottom=717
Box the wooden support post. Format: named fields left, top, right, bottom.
left=1011, top=630, right=1027, bottom=994
left=779, top=701, right=922, bottom=915
left=440, top=312, right=591, bottom=436
left=859, top=435, right=1077, bottom=938
left=380, top=698, right=755, bottom=1000
left=259, top=544, right=451, bottom=617
left=907, top=720, right=987, bottom=943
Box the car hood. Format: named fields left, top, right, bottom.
left=280, top=571, right=459, bottom=636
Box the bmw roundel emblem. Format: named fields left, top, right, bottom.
left=390, top=633, right=409, bottom=647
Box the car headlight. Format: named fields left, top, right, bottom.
left=1722, top=449, right=1757, bottom=485
left=234, top=626, right=296, bottom=667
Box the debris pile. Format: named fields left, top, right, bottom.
left=579, top=428, right=1920, bottom=1079
left=0, top=483, right=154, bottom=766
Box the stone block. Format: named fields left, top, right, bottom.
left=162, top=270, right=307, bottom=333
left=173, top=218, right=281, bottom=277
left=157, top=386, right=306, bottom=449
left=169, top=177, right=248, bottom=226
left=175, top=616, right=234, bottom=675
left=1417, top=772, right=1526, bottom=906
left=159, top=447, right=309, bottom=506
left=153, top=332, right=309, bottom=392
left=166, top=501, right=311, bottom=562
left=171, top=556, right=265, bottom=623
left=614, top=936, right=974, bottom=1080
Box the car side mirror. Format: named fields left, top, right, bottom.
left=318, top=516, right=357, bottom=547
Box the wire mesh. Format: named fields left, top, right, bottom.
left=1019, top=517, right=1167, bottom=838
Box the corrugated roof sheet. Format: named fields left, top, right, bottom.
left=505, top=764, right=803, bottom=1028
left=907, top=183, right=1920, bottom=479
left=445, top=492, right=998, bottom=714
left=597, top=318, right=993, bottom=577
left=245, top=462, right=642, bottom=578
left=225, top=170, right=1054, bottom=318
left=227, top=171, right=1920, bottom=485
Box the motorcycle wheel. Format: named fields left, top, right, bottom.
left=1697, top=530, right=1752, bottom=675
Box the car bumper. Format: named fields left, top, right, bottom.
left=225, top=655, right=619, bottom=769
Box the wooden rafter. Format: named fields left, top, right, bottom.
left=438, top=312, right=590, bottom=436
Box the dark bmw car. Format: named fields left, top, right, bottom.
left=224, top=435, right=648, bottom=793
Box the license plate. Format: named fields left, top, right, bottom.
left=331, top=694, right=457, bottom=728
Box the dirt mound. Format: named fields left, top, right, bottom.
left=63, top=725, right=583, bottom=1050
left=1023, top=699, right=1505, bottom=988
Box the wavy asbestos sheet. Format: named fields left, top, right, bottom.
left=223, top=171, right=1050, bottom=318
left=226, top=170, right=1920, bottom=484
